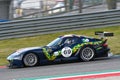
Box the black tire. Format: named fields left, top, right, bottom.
left=23, top=53, right=38, bottom=67
left=79, top=46, right=95, bottom=61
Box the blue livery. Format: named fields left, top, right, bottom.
left=7, top=32, right=113, bottom=68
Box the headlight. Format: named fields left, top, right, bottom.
left=7, top=52, right=23, bottom=60
left=13, top=55, right=22, bottom=60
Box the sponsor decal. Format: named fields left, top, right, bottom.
left=82, top=38, right=90, bottom=42
left=42, top=48, right=60, bottom=61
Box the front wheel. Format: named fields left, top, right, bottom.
left=23, top=53, right=38, bottom=67
left=79, top=46, right=95, bottom=61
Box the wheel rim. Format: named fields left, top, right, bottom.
left=23, top=53, right=38, bottom=66
left=81, top=47, right=94, bottom=61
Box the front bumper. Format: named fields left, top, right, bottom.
left=8, top=59, right=24, bottom=68
left=96, top=47, right=110, bottom=57
left=108, top=52, right=113, bottom=57
left=7, top=52, right=24, bottom=68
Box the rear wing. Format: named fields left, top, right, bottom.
left=95, top=31, right=114, bottom=38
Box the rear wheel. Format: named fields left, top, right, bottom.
left=23, top=53, right=38, bottom=67
left=79, top=46, right=95, bottom=61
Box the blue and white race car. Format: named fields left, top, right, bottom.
left=7, top=31, right=113, bottom=68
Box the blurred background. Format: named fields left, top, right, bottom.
left=1, top=0, right=120, bottom=19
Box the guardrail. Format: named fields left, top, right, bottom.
left=0, top=9, right=120, bottom=40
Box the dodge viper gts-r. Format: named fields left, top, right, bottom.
left=7, top=31, right=113, bottom=68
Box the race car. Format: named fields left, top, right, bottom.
left=7, top=31, right=113, bottom=68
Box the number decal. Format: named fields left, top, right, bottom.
left=61, top=47, right=72, bottom=57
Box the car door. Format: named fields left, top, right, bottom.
left=60, top=37, right=79, bottom=58
left=46, top=37, right=79, bottom=60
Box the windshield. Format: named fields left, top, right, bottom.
left=47, top=38, right=62, bottom=47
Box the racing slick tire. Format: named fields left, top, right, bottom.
left=23, top=53, right=39, bottom=67
left=79, top=46, right=95, bottom=61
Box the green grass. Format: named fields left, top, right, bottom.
left=0, top=26, right=120, bottom=66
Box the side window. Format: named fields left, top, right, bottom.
left=64, top=38, right=72, bottom=45
left=71, top=37, right=79, bottom=44
left=64, top=37, right=79, bottom=45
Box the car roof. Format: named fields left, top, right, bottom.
left=60, top=34, right=93, bottom=39
left=61, top=34, right=80, bottom=38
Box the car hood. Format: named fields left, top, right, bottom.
left=12, top=47, right=42, bottom=56
left=16, top=47, right=41, bottom=53
left=7, top=47, right=43, bottom=60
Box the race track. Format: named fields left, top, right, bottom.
left=0, top=55, right=120, bottom=80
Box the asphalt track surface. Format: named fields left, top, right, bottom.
left=0, top=55, right=120, bottom=80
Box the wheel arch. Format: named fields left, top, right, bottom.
left=22, top=51, right=40, bottom=67
left=78, top=44, right=96, bottom=61
left=23, top=51, right=40, bottom=59
left=79, top=45, right=96, bottom=54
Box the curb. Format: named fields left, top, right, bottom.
left=18, top=70, right=120, bottom=80
left=0, top=66, right=6, bottom=68
left=52, top=72, right=120, bottom=80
